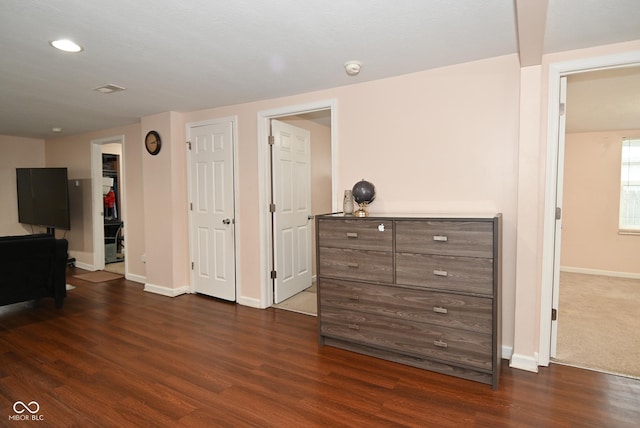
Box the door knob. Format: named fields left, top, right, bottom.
left=222, top=218, right=231, bottom=225
left=307, top=215, right=315, bottom=220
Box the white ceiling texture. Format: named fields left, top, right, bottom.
left=1, top=0, right=640, bottom=139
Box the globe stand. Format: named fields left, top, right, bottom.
left=352, top=179, right=375, bottom=217
left=355, top=202, right=369, bottom=217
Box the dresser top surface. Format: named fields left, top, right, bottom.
left=318, top=213, right=502, bottom=221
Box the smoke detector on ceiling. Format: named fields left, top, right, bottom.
left=344, top=61, right=362, bottom=76
left=93, top=84, right=127, bottom=94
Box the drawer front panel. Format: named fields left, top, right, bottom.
left=320, top=279, right=492, bottom=334
left=319, top=247, right=393, bottom=283
left=318, top=219, right=392, bottom=251
left=396, top=253, right=493, bottom=295
left=396, top=220, right=493, bottom=258
left=320, top=307, right=492, bottom=370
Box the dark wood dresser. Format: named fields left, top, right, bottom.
left=316, top=213, right=502, bottom=389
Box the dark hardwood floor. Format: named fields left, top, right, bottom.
left=1, top=268, right=639, bottom=427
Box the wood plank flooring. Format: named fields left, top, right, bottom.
left=1, top=268, right=639, bottom=427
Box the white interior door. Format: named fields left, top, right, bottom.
left=271, top=119, right=312, bottom=303
left=550, top=76, right=568, bottom=358
left=189, top=120, right=236, bottom=301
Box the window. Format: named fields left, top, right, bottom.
left=619, top=138, right=640, bottom=232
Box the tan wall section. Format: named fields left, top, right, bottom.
left=141, top=111, right=189, bottom=293
left=0, top=135, right=45, bottom=236
left=561, top=130, right=640, bottom=275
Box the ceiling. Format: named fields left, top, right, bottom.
left=1, top=0, right=640, bottom=139
left=566, top=66, right=640, bottom=133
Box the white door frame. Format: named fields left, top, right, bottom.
left=257, top=99, right=338, bottom=308
left=539, top=50, right=640, bottom=366
left=91, top=135, right=126, bottom=272
left=186, top=116, right=239, bottom=296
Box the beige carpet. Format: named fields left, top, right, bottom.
left=554, top=272, right=640, bottom=378
left=73, top=271, right=123, bottom=283
left=273, top=284, right=317, bottom=316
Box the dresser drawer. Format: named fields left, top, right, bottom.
left=319, top=247, right=393, bottom=283
left=320, top=307, right=493, bottom=370
left=396, top=220, right=494, bottom=258
left=396, top=253, right=493, bottom=295
left=317, top=218, right=392, bottom=251
left=320, top=278, right=492, bottom=334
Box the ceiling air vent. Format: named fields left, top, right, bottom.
left=93, top=84, right=126, bottom=94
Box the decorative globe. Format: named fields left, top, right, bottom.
left=352, top=179, right=375, bottom=216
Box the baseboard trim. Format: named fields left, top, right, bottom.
left=74, top=261, right=94, bottom=271
left=561, top=266, right=640, bottom=280
left=125, top=273, right=145, bottom=284
left=237, top=296, right=263, bottom=308
left=144, top=283, right=188, bottom=297
left=510, top=353, right=539, bottom=373
left=501, top=345, right=513, bottom=360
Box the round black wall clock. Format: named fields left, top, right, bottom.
left=145, top=130, right=162, bottom=155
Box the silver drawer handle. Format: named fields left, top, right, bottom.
left=433, top=306, right=448, bottom=314
left=433, top=269, right=448, bottom=277
left=348, top=324, right=360, bottom=331
left=346, top=232, right=358, bottom=238
left=349, top=294, right=360, bottom=301
left=433, top=340, right=448, bottom=348
left=347, top=262, right=359, bottom=268
left=433, top=235, right=448, bottom=242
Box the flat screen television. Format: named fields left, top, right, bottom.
left=16, top=167, right=71, bottom=232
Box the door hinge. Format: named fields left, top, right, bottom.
left=191, top=262, right=194, bottom=270
left=559, top=102, right=565, bottom=116
left=551, top=308, right=557, bottom=321
left=190, top=202, right=193, bottom=211
left=555, top=207, right=562, bottom=220
left=269, top=203, right=276, bottom=213
left=268, top=135, right=275, bottom=146
left=186, top=141, right=192, bottom=150
left=270, top=270, right=277, bottom=279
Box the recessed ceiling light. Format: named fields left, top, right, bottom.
left=52, top=127, right=62, bottom=133
left=50, top=39, right=83, bottom=53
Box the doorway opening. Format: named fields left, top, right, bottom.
left=540, top=50, right=640, bottom=371
left=257, top=100, right=337, bottom=309
left=550, top=67, right=640, bottom=378
left=91, top=135, right=126, bottom=275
